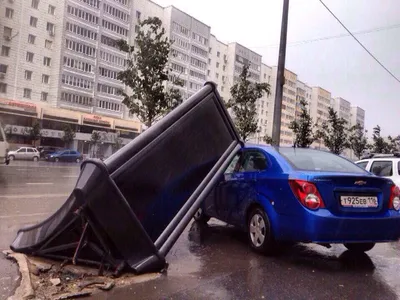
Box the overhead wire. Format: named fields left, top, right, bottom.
left=318, top=0, right=400, bottom=84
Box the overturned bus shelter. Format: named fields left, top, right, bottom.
left=10, top=82, right=242, bottom=275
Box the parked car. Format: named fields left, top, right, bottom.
left=7, top=147, right=40, bottom=161
left=37, top=146, right=63, bottom=159
left=355, top=154, right=400, bottom=186
left=194, top=146, right=400, bottom=254
left=46, top=149, right=83, bottom=163
left=0, top=123, right=9, bottom=165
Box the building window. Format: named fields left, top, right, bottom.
left=103, top=3, right=129, bottom=22
left=61, top=92, right=93, bottom=106
left=30, top=16, right=38, bottom=27
left=136, top=11, right=141, bottom=19
left=216, top=73, right=219, bottom=79
left=216, top=62, right=219, bottom=68
left=207, top=70, right=210, bottom=76
left=67, top=6, right=99, bottom=25
left=1, top=46, right=10, bottom=57
left=28, top=34, right=36, bottom=44
left=0, top=83, right=6, bottom=93
left=101, top=19, right=128, bottom=37
left=4, top=27, right=12, bottom=37
left=0, top=64, right=7, bottom=74
left=25, top=70, right=32, bottom=80
left=31, top=0, right=39, bottom=9
left=42, top=74, right=49, bottom=84
left=47, top=22, right=55, bottom=34
left=217, top=51, right=220, bottom=57
left=5, top=8, right=14, bottom=19
left=26, top=52, right=34, bottom=62
left=221, top=86, right=224, bottom=92
left=223, top=65, right=226, bottom=71
left=135, top=25, right=140, bottom=33
left=48, top=5, right=55, bottom=15
left=43, top=57, right=51, bottom=66
left=41, top=92, right=48, bottom=101
left=23, top=88, right=32, bottom=99
left=66, top=22, right=98, bottom=40
left=45, top=40, right=52, bottom=49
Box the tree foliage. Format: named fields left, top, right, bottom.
left=372, top=125, right=389, bottom=154
left=387, top=135, right=399, bottom=154
left=349, top=123, right=368, bottom=159
left=62, top=124, right=76, bottom=147
left=227, top=64, right=270, bottom=142
left=90, top=131, right=102, bottom=158
left=117, top=17, right=183, bottom=127
left=316, top=108, right=349, bottom=155
left=25, top=120, right=41, bottom=147
left=263, top=135, right=274, bottom=145
left=112, top=133, right=123, bottom=153
left=289, top=99, right=314, bottom=148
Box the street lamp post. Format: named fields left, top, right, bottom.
left=271, top=0, right=290, bottom=146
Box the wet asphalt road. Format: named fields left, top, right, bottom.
left=1, top=162, right=400, bottom=299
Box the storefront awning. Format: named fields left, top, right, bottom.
left=42, top=107, right=80, bottom=124
left=0, top=98, right=37, bottom=117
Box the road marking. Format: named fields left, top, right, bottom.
left=0, top=212, right=51, bottom=219
left=25, top=182, right=54, bottom=185
left=0, top=193, right=69, bottom=199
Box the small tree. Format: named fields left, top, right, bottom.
left=316, top=108, right=349, bottom=155
left=117, top=17, right=183, bottom=127
left=263, top=135, right=274, bottom=145
left=289, top=99, right=314, bottom=148
left=62, top=124, right=76, bottom=148
left=386, top=135, right=400, bottom=153
left=25, top=120, right=41, bottom=147
left=90, top=131, right=102, bottom=158
left=227, top=64, right=270, bottom=142
left=372, top=125, right=389, bottom=154
left=349, top=123, right=368, bottom=159
left=112, top=134, right=123, bottom=153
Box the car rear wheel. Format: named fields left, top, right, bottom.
left=55, top=158, right=60, bottom=162
left=33, top=156, right=39, bottom=162
left=75, top=158, right=81, bottom=163
left=248, top=207, right=276, bottom=255
left=8, top=155, right=14, bottom=161
left=193, top=208, right=210, bottom=223
left=344, top=243, right=375, bottom=253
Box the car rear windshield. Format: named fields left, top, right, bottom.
left=278, top=148, right=368, bottom=173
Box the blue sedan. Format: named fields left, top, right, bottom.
left=194, top=146, right=400, bottom=254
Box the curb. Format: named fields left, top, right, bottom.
left=3, top=250, right=35, bottom=300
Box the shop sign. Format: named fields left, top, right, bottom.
left=0, top=98, right=36, bottom=113
left=83, top=114, right=111, bottom=126
left=4, top=125, right=64, bottom=138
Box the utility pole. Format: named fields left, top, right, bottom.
left=271, top=0, right=290, bottom=146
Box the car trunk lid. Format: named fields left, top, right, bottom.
left=308, top=173, right=394, bottom=216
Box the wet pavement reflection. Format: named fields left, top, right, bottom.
left=105, top=220, right=399, bottom=300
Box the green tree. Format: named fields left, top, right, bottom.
left=387, top=135, right=399, bottom=154
left=112, top=133, right=123, bottom=153
left=263, top=135, right=274, bottom=145
left=117, top=17, right=183, bottom=127
left=289, top=99, right=314, bottom=148
left=90, top=131, right=102, bottom=158
left=62, top=124, right=76, bottom=147
left=372, top=125, right=389, bottom=153
left=349, top=123, right=368, bottom=159
left=316, top=108, right=349, bottom=155
left=25, top=120, right=41, bottom=147
left=227, top=64, right=270, bottom=142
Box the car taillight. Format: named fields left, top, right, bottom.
left=389, top=185, right=400, bottom=211
left=289, top=179, right=325, bottom=210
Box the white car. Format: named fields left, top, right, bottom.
left=8, top=147, right=40, bottom=162
left=355, top=154, right=400, bottom=186
left=0, top=124, right=9, bottom=165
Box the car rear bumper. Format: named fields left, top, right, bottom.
left=276, top=209, right=400, bottom=243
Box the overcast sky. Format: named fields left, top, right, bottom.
left=154, top=0, right=400, bottom=137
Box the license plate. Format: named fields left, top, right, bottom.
left=340, top=196, right=378, bottom=208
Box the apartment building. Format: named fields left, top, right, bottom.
left=351, top=106, right=365, bottom=129
left=332, top=97, right=351, bottom=127
left=0, top=0, right=140, bottom=156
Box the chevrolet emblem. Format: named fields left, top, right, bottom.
left=354, top=180, right=367, bottom=186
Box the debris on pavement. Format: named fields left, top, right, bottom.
left=53, top=291, right=92, bottom=300
left=4, top=250, right=162, bottom=300
left=50, top=278, right=61, bottom=286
